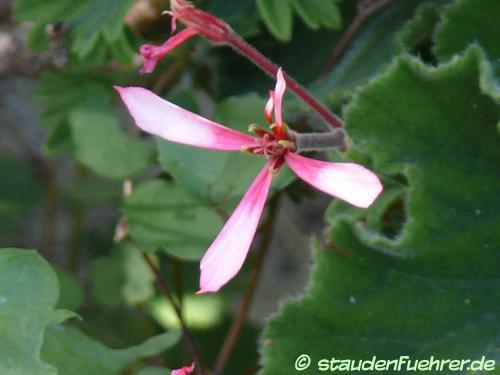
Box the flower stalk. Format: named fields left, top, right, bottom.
left=224, top=32, right=344, bottom=130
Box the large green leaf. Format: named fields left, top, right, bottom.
left=70, top=100, right=155, bottom=180
left=123, top=179, right=223, bottom=261
left=261, top=48, right=500, bottom=373
left=0, top=248, right=74, bottom=375
left=435, top=0, right=500, bottom=76
left=42, top=325, right=181, bottom=375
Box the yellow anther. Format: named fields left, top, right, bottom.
left=268, top=165, right=281, bottom=175
left=248, top=123, right=261, bottom=132
left=240, top=145, right=252, bottom=154
left=278, top=140, right=295, bottom=150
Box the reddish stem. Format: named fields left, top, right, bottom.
left=225, top=33, right=344, bottom=130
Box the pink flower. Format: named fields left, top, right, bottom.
left=140, top=0, right=232, bottom=74
left=171, top=362, right=195, bottom=375
left=115, top=68, right=383, bottom=293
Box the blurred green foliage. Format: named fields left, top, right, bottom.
left=2, top=0, right=498, bottom=373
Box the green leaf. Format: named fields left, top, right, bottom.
left=36, top=72, right=115, bottom=155
left=71, top=0, right=134, bottom=59
left=291, top=0, right=341, bottom=30
left=90, top=242, right=156, bottom=308
left=257, top=0, right=293, bottom=42
left=208, top=0, right=261, bottom=38
left=42, top=325, right=181, bottom=375
left=13, top=0, right=86, bottom=51
left=55, top=268, right=85, bottom=311
left=396, top=2, right=443, bottom=53
left=70, top=100, right=155, bottom=179
left=261, top=48, right=500, bottom=373
left=123, top=179, right=223, bottom=261
left=135, top=367, right=172, bottom=375
left=435, top=0, right=500, bottom=75
left=310, top=0, right=435, bottom=106
left=0, top=248, right=74, bottom=374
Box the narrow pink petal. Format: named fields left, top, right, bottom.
left=274, top=67, right=286, bottom=126
left=139, top=28, right=198, bottom=74
left=285, top=152, right=383, bottom=208
left=198, top=162, right=273, bottom=293
left=264, top=90, right=275, bottom=124
left=171, top=363, right=195, bottom=375
left=115, top=86, right=256, bottom=150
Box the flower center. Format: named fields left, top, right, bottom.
left=243, top=123, right=295, bottom=157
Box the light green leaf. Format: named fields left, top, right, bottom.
left=261, top=48, right=500, bottom=373
left=42, top=325, right=181, bottom=375
left=71, top=0, right=134, bottom=59
left=257, top=0, right=293, bottom=42
left=0, top=248, right=73, bottom=375
left=55, top=268, right=84, bottom=311
left=70, top=101, right=155, bottom=179
left=90, top=242, right=156, bottom=307
left=123, top=179, right=223, bottom=261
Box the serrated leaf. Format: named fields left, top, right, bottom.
left=42, top=325, right=181, bottom=375
left=435, top=0, right=500, bottom=75
left=0, top=248, right=74, bottom=374
left=257, top=0, right=293, bottom=42
left=90, top=242, right=156, bottom=308
left=123, top=179, right=223, bottom=261
left=69, top=100, right=155, bottom=179
left=71, top=0, right=133, bottom=59
left=261, top=48, right=500, bottom=373
left=396, top=2, right=443, bottom=53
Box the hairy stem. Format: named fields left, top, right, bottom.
left=214, top=193, right=282, bottom=374
left=290, top=128, right=346, bottom=152
left=224, top=33, right=344, bottom=130
left=141, top=252, right=207, bottom=375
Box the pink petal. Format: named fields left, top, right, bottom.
left=115, top=86, right=256, bottom=151
left=139, top=28, right=198, bottom=74
left=264, top=90, right=275, bottom=124
left=285, top=152, right=383, bottom=208
left=171, top=363, right=195, bottom=375
left=198, top=162, right=273, bottom=293
left=274, top=67, right=286, bottom=126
